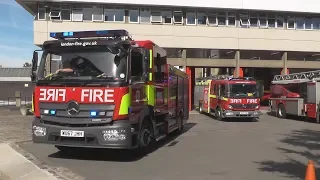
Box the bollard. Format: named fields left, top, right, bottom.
left=15, top=91, right=21, bottom=107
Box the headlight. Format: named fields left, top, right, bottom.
left=255, top=105, right=259, bottom=109
left=228, top=105, right=233, bottom=109
left=32, top=126, right=47, bottom=136
left=102, top=129, right=126, bottom=141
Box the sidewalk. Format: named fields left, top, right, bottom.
left=0, top=143, right=59, bottom=180
left=0, top=109, right=83, bottom=180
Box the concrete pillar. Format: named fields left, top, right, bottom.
left=15, top=91, right=21, bottom=107
left=181, top=49, right=187, bottom=71
left=234, top=51, right=240, bottom=77
left=282, top=52, right=288, bottom=75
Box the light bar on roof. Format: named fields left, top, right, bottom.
left=49, top=30, right=130, bottom=40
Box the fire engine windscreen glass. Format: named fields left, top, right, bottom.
left=228, top=84, right=258, bottom=98
left=38, top=47, right=127, bottom=81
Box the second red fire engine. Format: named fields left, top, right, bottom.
left=195, top=75, right=264, bottom=121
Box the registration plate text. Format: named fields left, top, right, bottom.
left=60, top=130, right=84, bottom=137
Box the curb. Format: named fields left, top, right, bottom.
left=4, top=142, right=85, bottom=180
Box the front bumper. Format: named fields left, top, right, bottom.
left=32, top=117, right=138, bottom=149
left=222, top=110, right=262, bottom=118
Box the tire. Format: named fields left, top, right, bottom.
left=137, top=119, right=155, bottom=154
left=251, top=118, right=258, bottom=122
left=199, top=102, right=203, bottom=113
left=277, top=104, right=286, bottom=119
left=215, top=107, right=223, bottom=121
left=176, top=114, right=184, bottom=134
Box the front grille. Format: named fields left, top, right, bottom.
left=230, top=103, right=258, bottom=109
left=42, top=120, right=110, bottom=127
left=39, top=103, right=115, bottom=126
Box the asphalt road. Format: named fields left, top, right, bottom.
left=18, top=113, right=320, bottom=180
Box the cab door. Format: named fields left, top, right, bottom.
left=210, top=83, right=219, bottom=111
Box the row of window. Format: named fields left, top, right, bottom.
left=38, top=4, right=320, bottom=30
left=165, top=48, right=320, bottom=61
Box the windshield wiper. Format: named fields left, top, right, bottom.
left=96, top=73, right=115, bottom=79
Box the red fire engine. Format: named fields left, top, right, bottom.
left=194, top=75, right=264, bottom=121
left=269, top=70, right=320, bottom=122
left=30, top=30, right=189, bottom=153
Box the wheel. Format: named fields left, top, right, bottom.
left=176, top=114, right=184, bottom=134
left=137, top=119, right=155, bottom=154
left=277, top=104, right=286, bottom=119
left=199, top=102, right=203, bottom=113
left=215, top=107, right=223, bottom=121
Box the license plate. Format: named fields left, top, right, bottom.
left=60, top=130, right=84, bottom=137
left=240, top=112, right=249, bottom=115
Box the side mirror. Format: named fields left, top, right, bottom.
left=256, top=84, right=264, bottom=98
left=143, top=73, right=149, bottom=82
left=32, top=51, right=38, bottom=72
left=31, top=72, right=37, bottom=82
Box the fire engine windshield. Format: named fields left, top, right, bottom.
left=228, top=84, right=258, bottom=98
left=37, top=46, right=128, bottom=83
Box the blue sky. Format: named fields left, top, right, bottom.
left=0, top=0, right=36, bottom=67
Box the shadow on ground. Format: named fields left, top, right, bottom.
left=267, top=112, right=317, bottom=124
left=256, top=129, right=320, bottom=179
left=48, top=122, right=197, bottom=162
left=202, top=112, right=259, bottom=122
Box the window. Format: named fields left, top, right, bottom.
left=197, top=11, right=207, bottom=25
left=162, top=9, right=172, bottom=24
left=227, top=12, right=236, bottom=26
left=287, top=16, right=295, bottom=29
left=268, top=15, right=276, bottom=28
left=312, top=17, right=320, bottom=30
left=104, top=7, right=114, bottom=22
left=296, top=17, right=304, bottom=29
left=92, top=5, right=103, bottom=21
left=104, top=7, right=124, bottom=22
left=276, top=15, right=284, bottom=28
left=129, top=8, right=139, bottom=23
left=114, top=7, right=125, bottom=22
left=207, top=13, right=217, bottom=26
left=151, top=10, right=162, bottom=23
left=249, top=13, right=258, bottom=27
left=186, top=10, right=196, bottom=25
left=259, top=14, right=267, bottom=28
left=83, top=5, right=93, bottom=21
left=72, top=5, right=82, bottom=21
left=38, top=3, right=46, bottom=20
left=49, top=5, right=61, bottom=20
left=240, top=13, right=249, bottom=27
left=217, top=12, right=226, bottom=26
left=140, top=8, right=151, bottom=23
left=173, top=11, right=183, bottom=24
left=305, top=17, right=312, bottom=30
left=131, top=49, right=144, bottom=80
left=61, top=4, right=71, bottom=21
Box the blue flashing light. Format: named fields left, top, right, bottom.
left=50, top=110, right=56, bottom=115
left=90, top=111, right=97, bottom=117
left=49, top=29, right=129, bottom=39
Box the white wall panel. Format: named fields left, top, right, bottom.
left=19, top=0, right=320, bottom=13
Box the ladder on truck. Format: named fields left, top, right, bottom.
left=272, top=70, right=320, bottom=84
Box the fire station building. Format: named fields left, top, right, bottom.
left=17, top=0, right=320, bottom=107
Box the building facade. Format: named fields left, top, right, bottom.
left=18, top=0, right=320, bottom=75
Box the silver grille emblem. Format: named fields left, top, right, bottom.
left=67, top=101, right=80, bottom=116
left=242, top=104, right=247, bottom=108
